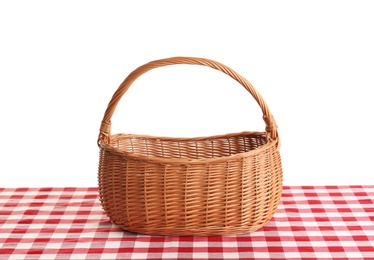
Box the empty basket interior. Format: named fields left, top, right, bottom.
left=109, top=132, right=268, bottom=160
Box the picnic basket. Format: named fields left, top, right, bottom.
left=97, top=57, right=283, bottom=236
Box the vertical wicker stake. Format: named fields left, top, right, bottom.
left=97, top=57, right=283, bottom=236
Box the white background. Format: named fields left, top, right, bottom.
left=1, top=1, right=373, bottom=187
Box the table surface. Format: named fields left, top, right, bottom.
left=0, top=186, right=373, bottom=260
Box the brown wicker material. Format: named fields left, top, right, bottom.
left=97, top=57, right=283, bottom=236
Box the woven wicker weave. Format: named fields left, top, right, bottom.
left=97, top=57, right=283, bottom=236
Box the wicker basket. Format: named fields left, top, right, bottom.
left=97, top=57, right=282, bottom=236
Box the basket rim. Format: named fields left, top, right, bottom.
left=98, top=131, right=279, bottom=165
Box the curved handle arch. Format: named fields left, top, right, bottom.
left=98, top=57, right=278, bottom=144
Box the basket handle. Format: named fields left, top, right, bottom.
left=98, top=57, right=278, bottom=144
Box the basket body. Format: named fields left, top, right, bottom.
left=97, top=57, right=283, bottom=236
left=98, top=132, right=282, bottom=236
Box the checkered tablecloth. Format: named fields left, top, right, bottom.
left=0, top=186, right=373, bottom=260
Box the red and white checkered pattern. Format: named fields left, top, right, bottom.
left=1, top=186, right=373, bottom=259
